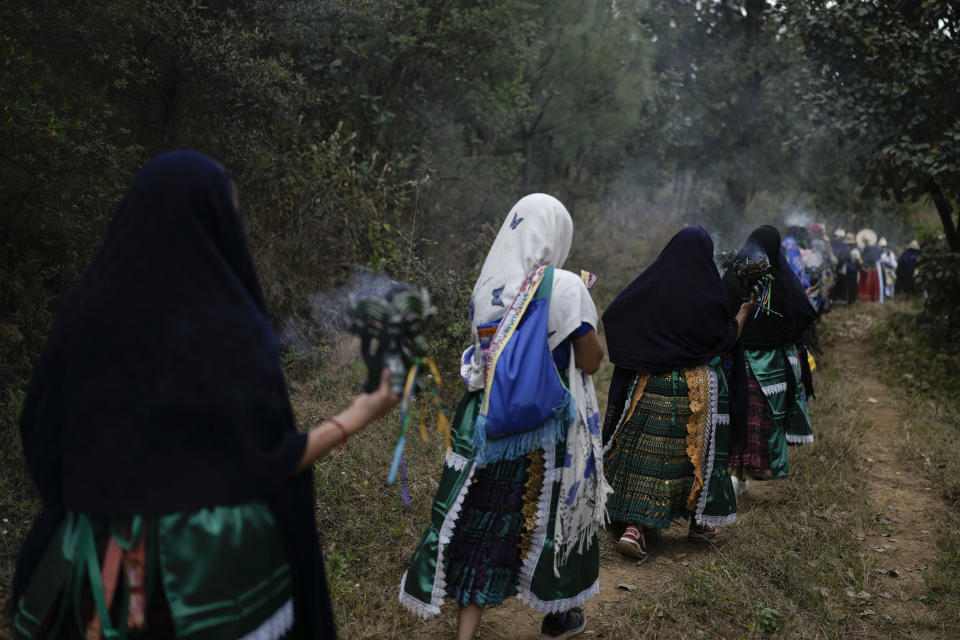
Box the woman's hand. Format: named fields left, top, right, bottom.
left=295, top=368, right=402, bottom=474
left=352, top=367, right=402, bottom=420
left=734, top=297, right=759, bottom=340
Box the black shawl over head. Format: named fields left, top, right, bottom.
left=896, top=247, right=920, bottom=294
left=719, top=225, right=816, bottom=476
left=601, top=227, right=741, bottom=445
left=14, top=151, right=334, bottom=638
left=721, top=225, right=816, bottom=351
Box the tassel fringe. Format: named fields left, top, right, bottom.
left=698, top=512, right=737, bottom=527
left=694, top=368, right=721, bottom=525
left=444, top=448, right=469, bottom=472
left=472, top=395, right=575, bottom=465
left=238, top=598, right=294, bottom=640
left=516, top=579, right=600, bottom=615
left=760, top=381, right=787, bottom=396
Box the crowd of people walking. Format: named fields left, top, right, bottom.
left=827, top=227, right=922, bottom=306
left=8, top=152, right=926, bottom=640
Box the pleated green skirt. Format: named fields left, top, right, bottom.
left=604, top=371, right=696, bottom=528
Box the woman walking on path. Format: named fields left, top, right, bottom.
left=399, top=194, right=609, bottom=640
left=601, top=227, right=755, bottom=563
left=858, top=237, right=884, bottom=303
left=723, top=225, right=817, bottom=483
left=879, top=239, right=898, bottom=299
left=895, top=240, right=921, bottom=296
left=10, top=152, right=399, bottom=640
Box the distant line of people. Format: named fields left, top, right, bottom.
left=7, top=151, right=917, bottom=640
left=825, top=227, right=922, bottom=306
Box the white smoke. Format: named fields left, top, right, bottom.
left=784, top=209, right=813, bottom=229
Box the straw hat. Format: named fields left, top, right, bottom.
left=878, top=237, right=887, bottom=247
left=856, top=228, right=878, bottom=248
left=834, top=228, right=846, bottom=238
left=844, top=232, right=856, bottom=244
left=908, top=240, right=920, bottom=250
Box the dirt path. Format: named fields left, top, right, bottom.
left=414, top=524, right=718, bottom=640
left=411, top=311, right=948, bottom=639
left=831, top=315, right=945, bottom=636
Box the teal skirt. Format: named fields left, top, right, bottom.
left=604, top=362, right=736, bottom=530
left=14, top=502, right=293, bottom=640
left=604, top=370, right=697, bottom=528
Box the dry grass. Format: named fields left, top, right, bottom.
left=870, top=300, right=960, bottom=630
left=301, top=307, right=903, bottom=638
left=289, top=333, right=452, bottom=638
left=587, top=308, right=879, bottom=638
left=0, top=388, right=40, bottom=629
left=4, top=302, right=959, bottom=640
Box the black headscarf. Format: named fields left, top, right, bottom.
left=896, top=247, right=920, bottom=294
left=722, top=225, right=816, bottom=351
left=601, top=227, right=741, bottom=444
left=831, top=237, right=851, bottom=263
left=14, top=152, right=335, bottom=638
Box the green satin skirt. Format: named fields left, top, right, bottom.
left=14, top=502, right=292, bottom=640
left=745, top=344, right=814, bottom=478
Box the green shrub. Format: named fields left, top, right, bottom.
left=915, top=247, right=960, bottom=349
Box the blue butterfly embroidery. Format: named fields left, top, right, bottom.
left=510, top=212, right=524, bottom=229
left=491, top=286, right=505, bottom=307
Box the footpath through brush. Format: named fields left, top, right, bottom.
left=406, top=306, right=954, bottom=639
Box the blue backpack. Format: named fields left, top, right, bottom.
left=473, top=265, right=575, bottom=464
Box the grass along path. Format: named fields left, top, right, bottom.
left=3, top=305, right=956, bottom=639
left=374, top=305, right=957, bottom=639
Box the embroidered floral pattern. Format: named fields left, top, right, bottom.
left=519, top=450, right=545, bottom=560
left=683, top=365, right=709, bottom=512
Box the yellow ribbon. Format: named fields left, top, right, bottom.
left=419, top=357, right=450, bottom=450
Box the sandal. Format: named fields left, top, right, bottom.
left=687, top=521, right=718, bottom=542
left=540, top=607, right=587, bottom=639
left=617, top=525, right=649, bottom=563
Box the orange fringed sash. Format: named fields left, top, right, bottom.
left=518, top=449, right=546, bottom=560
left=610, top=367, right=709, bottom=513
left=612, top=372, right=651, bottom=443
left=683, top=365, right=709, bottom=511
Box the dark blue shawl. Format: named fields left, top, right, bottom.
left=15, top=152, right=334, bottom=638
left=602, top=227, right=741, bottom=444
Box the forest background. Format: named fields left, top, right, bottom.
left=2, top=0, right=960, bottom=633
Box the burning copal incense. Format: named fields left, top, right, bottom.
left=733, top=256, right=772, bottom=300
left=346, top=284, right=435, bottom=395
left=347, top=284, right=449, bottom=507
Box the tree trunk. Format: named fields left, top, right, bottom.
left=928, top=181, right=960, bottom=252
